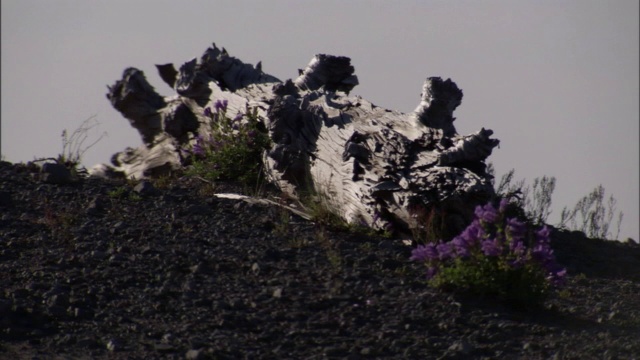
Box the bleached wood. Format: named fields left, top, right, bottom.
left=97, top=43, right=500, bottom=234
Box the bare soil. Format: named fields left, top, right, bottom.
left=1, top=161, right=639, bottom=359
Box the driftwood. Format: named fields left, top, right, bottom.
left=94, top=43, right=500, bottom=235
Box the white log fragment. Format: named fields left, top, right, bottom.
left=96, top=44, right=500, bottom=236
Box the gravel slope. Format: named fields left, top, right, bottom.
left=1, top=161, right=639, bottom=359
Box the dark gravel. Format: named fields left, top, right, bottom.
left=1, top=160, right=639, bottom=359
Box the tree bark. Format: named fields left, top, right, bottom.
left=96, top=43, right=500, bottom=235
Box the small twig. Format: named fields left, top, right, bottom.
left=193, top=176, right=214, bottom=185
left=213, top=193, right=313, bottom=220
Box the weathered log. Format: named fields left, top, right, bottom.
left=94, top=43, right=500, bottom=235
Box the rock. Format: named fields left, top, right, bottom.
left=71, top=307, right=94, bottom=320
left=186, top=349, right=204, bottom=360
left=91, top=250, right=108, bottom=260
left=47, top=305, right=67, bottom=319
left=41, top=162, right=73, bottom=184
left=272, top=287, right=283, bottom=298
left=133, top=180, right=158, bottom=196
left=154, top=343, right=175, bottom=353
left=106, top=338, right=123, bottom=352
left=0, top=191, right=13, bottom=207
left=86, top=196, right=106, bottom=216
left=447, top=340, right=474, bottom=355
left=46, top=293, right=69, bottom=307
left=76, top=337, right=100, bottom=349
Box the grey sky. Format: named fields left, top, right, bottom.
left=2, top=0, right=638, bottom=241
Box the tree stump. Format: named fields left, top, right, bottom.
left=95, top=43, right=500, bottom=236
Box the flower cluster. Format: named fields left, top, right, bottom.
left=182, top=100, right=271, bottom=186
left=411, top=199, right=566, bottom=306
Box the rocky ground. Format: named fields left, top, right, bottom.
left=1, top=160, right=639, bottom=359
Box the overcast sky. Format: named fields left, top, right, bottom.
left=2, top=0, right=638, bottom=241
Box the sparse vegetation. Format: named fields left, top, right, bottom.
left=183, top=100, right=271, bottom=189
left=489, top=166, right=623, bottom=240
left=315, top=229, right=343, bottom=272
left=108, top=187, right=128, bottom=199
left=59, top=115, right=107, bottom=167
left=409, top=164, right=626, bottom=308
left=42, top=207, right=76, bottom=240
left=57, top=116, right=107, bottom=176
left=300, top=189, right=389, bottom=238
left=300, top=191, right=349, bottom=231
left=31, top=115, right=107, bottom=180
left=558, top=185, right=624, bottom=240
left=273, top=198, right=294, bottom=238
left=491, top=168, right=556, bottom=226
left=409, top=204, right=450, bottom=244
left=107, top=185, right=141, bottom=202
left=411, top=199, right=566, bottom=308
left=150, top=174, right=177, bottom=190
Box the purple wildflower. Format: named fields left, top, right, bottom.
left=474, top=205, right=485, bottom=222
left=192, top=144, right=205, bottom=157
left=506, top=217, right=527, bottom=240
left=214, top=99, right=228, bottom=113
left=535, top=225, right=551, bottom=244
left=550, top=268, right=567, bottom=286
left=451, top=236, right=471, bottom=258
left=543, top=261, right=568, bottom=286
left=509, top=239, right=526, bottom=256
left=475, top=203, right=498, bottom=223
left=234, top=112, right=244, bottom=122
left=499, top=198, right=509, bottom=213
left=459, top=219, right=484, bottom=244
left=372, top=211, right=381, bottom=225
left=436, top=242, right=454, bottom=260
left=531, top=245, right=565, bottom=286
left=481, top=238, right=502, bottom=257
left=192, top=135, right=209, bottom=156
left=411, top=199, right=566, bottom=298
left=508, top=257, right=525, bottom=269
left=204, top=107, right=212, bottom=117
left=531, top=243, right=555, bottom=265
left=410, top=243, right=438, bottom=262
